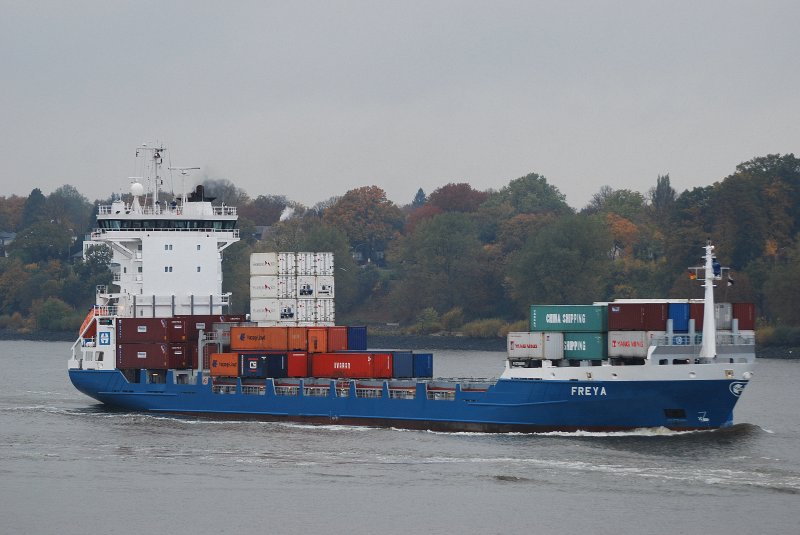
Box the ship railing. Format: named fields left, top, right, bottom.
left=242, top=385, right=266, bottom=396
left=388, top=388, right=416, bottom=400
left=426, top=389, right=456, bottom=401
left=212, top=384, right=237, bottom=395
left=650, top=333, right=756, bottom=347
left=91, top=227, right=240, bottom=238
left=355, top=387, right=382, bottom=399
left=275, top=385, right=299, bottom=396
left=303, top=386, right=330, bottom=397
left=97, top=204, right=238, bottom=216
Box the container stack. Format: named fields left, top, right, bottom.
left=607, top=302, right=667, bottom=358
left=211, top=324, right=432, bottom=380
left=115, top=317, right=197, bottom=370
left=508, top=305, right=609, bottom=362
left=249, top=252, right=335, bottom=327
left=511, top=299, right=757, bottom=363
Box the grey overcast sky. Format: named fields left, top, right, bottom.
left=1, top=1, right=798, bottom=209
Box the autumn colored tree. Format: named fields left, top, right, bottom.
left=427, top=183, right=488, bottom=213
left=0, top=195, right=25, bottom=231
left=322, top=186, right=403, bottom=263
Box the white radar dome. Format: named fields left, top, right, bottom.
left=130, top=182, right=144, bottom=197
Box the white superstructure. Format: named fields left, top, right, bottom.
left=83, top=145, right=239, bottom=318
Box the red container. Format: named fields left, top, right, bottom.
left=311, top=352, right=374, bottom=378
left=690, top=302, right=705, bottom=330
left=310, top=352, right=394, bottom=378
left=732, top=303, right=755, bottom=330
left=371, top=353, right=393, bottom=378
left=607, top=304, right=644, bottom=330
left=117, top=343, right=188, bottom=369
left=117, top=318, right=170, bottom=343
left=642, top=303, right=668, bottom=331
left=287, top=352, right=309, bottom=377
left=327, top=327, right=348, bottom=352
left=287, top=327, right=307, bottom=350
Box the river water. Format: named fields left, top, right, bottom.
left=1, top=341, right=798, bottom=534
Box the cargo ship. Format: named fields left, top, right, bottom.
left=67, top=145, right=756, bottom=432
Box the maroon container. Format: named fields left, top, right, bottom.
left=642, top=303, right=668, bottom=331
left=117, top=318, right=169, bottom=343
left=732, top=303, right=755, bottom=330
left=607, top=304, right=645, bottom=330
left=177, top=315, right=245, bottom=340
left=690, top=303, right=704, bottom=330
left=117, top=343, right=189, bottom=369
left=166, top=319, right=188, bottom=342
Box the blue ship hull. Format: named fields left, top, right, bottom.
left=69, top=369, right=744, bottom=432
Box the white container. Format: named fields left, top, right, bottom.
left=277, top=275, right=297, bottom=299
left=250, top=298, right=279, bottom=322
left=250, top=252, right=278, bottom=276
left=296, top=252, right=316, bottom=276
left=715, top=303, right=733, bottom=330
left=316, top=276, right=335, bottom=298
left=317, top=299, right=335, bottom=324
left=607, top=331, right=665, bottom=357
left=315, top=252, right=335, bottom=276
left=250, top=275, right=278, bottom=298
left=297, top=276, right=316, bottom=298
left=278, top=299, right=297, bottom=321
left=278, top=252, right=296, bottom=275
left=297, top=299, right=316, bottom=322
left=506, top=332, right=564, bottom=360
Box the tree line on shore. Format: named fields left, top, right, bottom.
left=1, top=154, right=799, bottom=346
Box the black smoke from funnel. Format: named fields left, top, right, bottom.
left=188, top=185, right=216, bottom=203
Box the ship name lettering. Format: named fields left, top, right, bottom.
left=570, top=386, right=607, bottom=396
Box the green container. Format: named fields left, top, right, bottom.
left=563, top=332, right=608, bottom=360
left=529, top=305, right=607, bottom=332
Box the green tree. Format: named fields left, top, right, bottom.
left=411, top=188, right=426, bottom=208
left=20, top=188, right=47, bottom=229
left=506, top=215, right=613, bottom=310
left=484, top=172, right=572, bottom=216
left=9, top=221, right=73, bottom=263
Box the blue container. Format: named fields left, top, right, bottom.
left=239, top=354, right=269, bottom=378
left=239, top=353, right=288, bottom=378
left=412, top=353, right=433, bottom=378
left=347, top=326, right=368, bottom=351
left=392, top=351, right=413, bottom=378
left=668, top=303, right=690, bottom=333
left=267, top=353, right=288, bottom=378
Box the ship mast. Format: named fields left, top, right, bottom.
left=698, top=241, right=718, bottom=360
left=135, top=144, right=166, bottom=211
